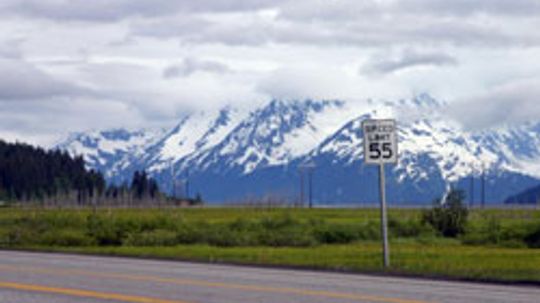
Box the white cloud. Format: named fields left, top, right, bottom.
left=0, top=0, right=284, bottom=22
left=362, top=49, right=458, bottom=75
left=397, top=0, right=540, bottom=17
left=0, top=0, right=539, bottom=145
left=163, top=57, right=231, bottom=78
left=448, top=78, right=540, bottom=130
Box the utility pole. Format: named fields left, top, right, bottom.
left=470, top=174, right=474, bottom=208
left=481, top=166, right=486, bottom=209
left=299, top=162, right=316, bottom=208
left=185, top=169, right=190, bottom=199
left=308, top=167, right=314, bottom=209
left=170, top=160, right=176, bottom=199
left=299, top=169, right=304, bottom=207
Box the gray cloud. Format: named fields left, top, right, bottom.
left=0, top=59, right=91, bottom=100
left=3, top=1, right=538, bottom=49
left=130, top=15, right=274, bottom=46
left=448, top=78, right=540, bottom=130
left=129, top=9, right=540, bottom=49
left=362, top=49, right=458, bottom=75
left=0, top=0, right=539, bottom=145
left=0, top=38, right=23, bottom=59
left=163, top=57, right=231, bottom=78
left=1, top=0, right=284, bottom=22
left=0, top=97, right=143, bottom=146
left=398, top=0, right=540, bottom=17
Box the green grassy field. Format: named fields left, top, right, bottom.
left=1, top=207, right=539, bottom=283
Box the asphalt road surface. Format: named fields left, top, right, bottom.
left=0, top=250, right=538, bottom=303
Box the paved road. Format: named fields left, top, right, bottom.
left=0, top=251, right=538, bottom=303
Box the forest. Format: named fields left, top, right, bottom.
left=0, top=140, right=171, bottom=206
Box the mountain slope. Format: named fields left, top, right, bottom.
left=57, top=96, right=540, bottom=204
left=505, top=183, right=540, bottom=204
left=56, top=128, right=163, bottom=178
left=181, top=99, right=358, bottom=175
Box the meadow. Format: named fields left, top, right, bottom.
left=1, top=207, right=539, bottom=283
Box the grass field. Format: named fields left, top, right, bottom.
left=1, top=207, right=539, bottom=283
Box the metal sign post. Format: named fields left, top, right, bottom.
left=378, top=163, right=389, bottom=268
left=362, top=119, right=398, bottom=268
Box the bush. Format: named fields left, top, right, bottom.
left=0, top=229, right=9, bottom=246
left=422, top=189, right=468, bottom=237
left=123, top=230, right=178, bottom=246
left=260, top=214, right=298, bottom=229
left=176, top=223, right=207, bottom=244
left=206, top=228, right=258, bottom=247
left=357, top=220, right=381, bottom=240
left=6, top=227, right=40, bottom=246
left=524, top=224, right=540, bottom=248
left=39, top=229, right=94, bottom=246
left=461, top=217, right=501, bottom=246
left=314, top=224, right=361, bottom=244
left=86, top=213, right=125, bottom=245
left=389, top=218, right=436, bottom=238
left=258, top=227, right=317, bottom=247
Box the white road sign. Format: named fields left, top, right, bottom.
left=362, top=119, right=398, bottom=267
left=362, top=119, right=398, bottom=165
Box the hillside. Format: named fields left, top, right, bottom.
left=57, top=95, right=540, bottom=204
left=505, top=183, right=540, bottom=204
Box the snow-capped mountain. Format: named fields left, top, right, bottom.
left=182, top=99, right=358, bottom=174
left=138, top=106, right=250, bottom=174
left=57, top=95, right=540, bottom=204
left=56, top=128, right=164, bottom=178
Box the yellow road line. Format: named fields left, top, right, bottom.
left=0, top=264, right=434, bottom=303
left=0, top=281, right=191, bottom=303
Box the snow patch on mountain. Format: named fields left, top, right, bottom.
left=56, top=95, right=540, bottom=203
left=143, top=106, right=250, bottom=173
left=57, top=128, right=164, bottom=177
left=185, top=99, right=361, bottom=174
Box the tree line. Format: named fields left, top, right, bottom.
left=0, top=140, right=167, bottom=206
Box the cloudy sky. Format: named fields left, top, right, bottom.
left=1, top=0, right=539, bottom=146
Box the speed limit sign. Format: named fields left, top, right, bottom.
left=362, top=119, right=398, bottom=164
left=361, top=118, right=398, bottom=268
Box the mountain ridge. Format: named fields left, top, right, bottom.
left=57, top=95, right=540, bottom=204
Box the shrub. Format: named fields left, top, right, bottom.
left=422, top=189, right=468, bottom=237
left=357, top=220, right=381, bottom=240
left=462, top=217, right=501, bottom=246
left=39, top=229, right=94, bottom=246
left=5, top=227, right=40, bottom=246
left=314, top=224, right=362, bottom=244
left=123, top=230, right=178, bottom=246
left=389, top=218, right=436, bottom=238
left=260, top=214, right=298, bottom=229
left=229, top=218, right=257, bottom=231
left=206, top=228, right=258, bottom=247
left=0, top=229, right=9, bottom=246
left=258, top=227, right=317, bottom=247
left=86, top=213, right=125, bottom=245
left=41, top=211, right=87, bottom=230
left=524, top=224, right=540, bottom=248
left=176, top=223, right=207, bottom=244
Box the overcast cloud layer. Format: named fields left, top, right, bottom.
left=0, top=0, right=539, bottom=145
